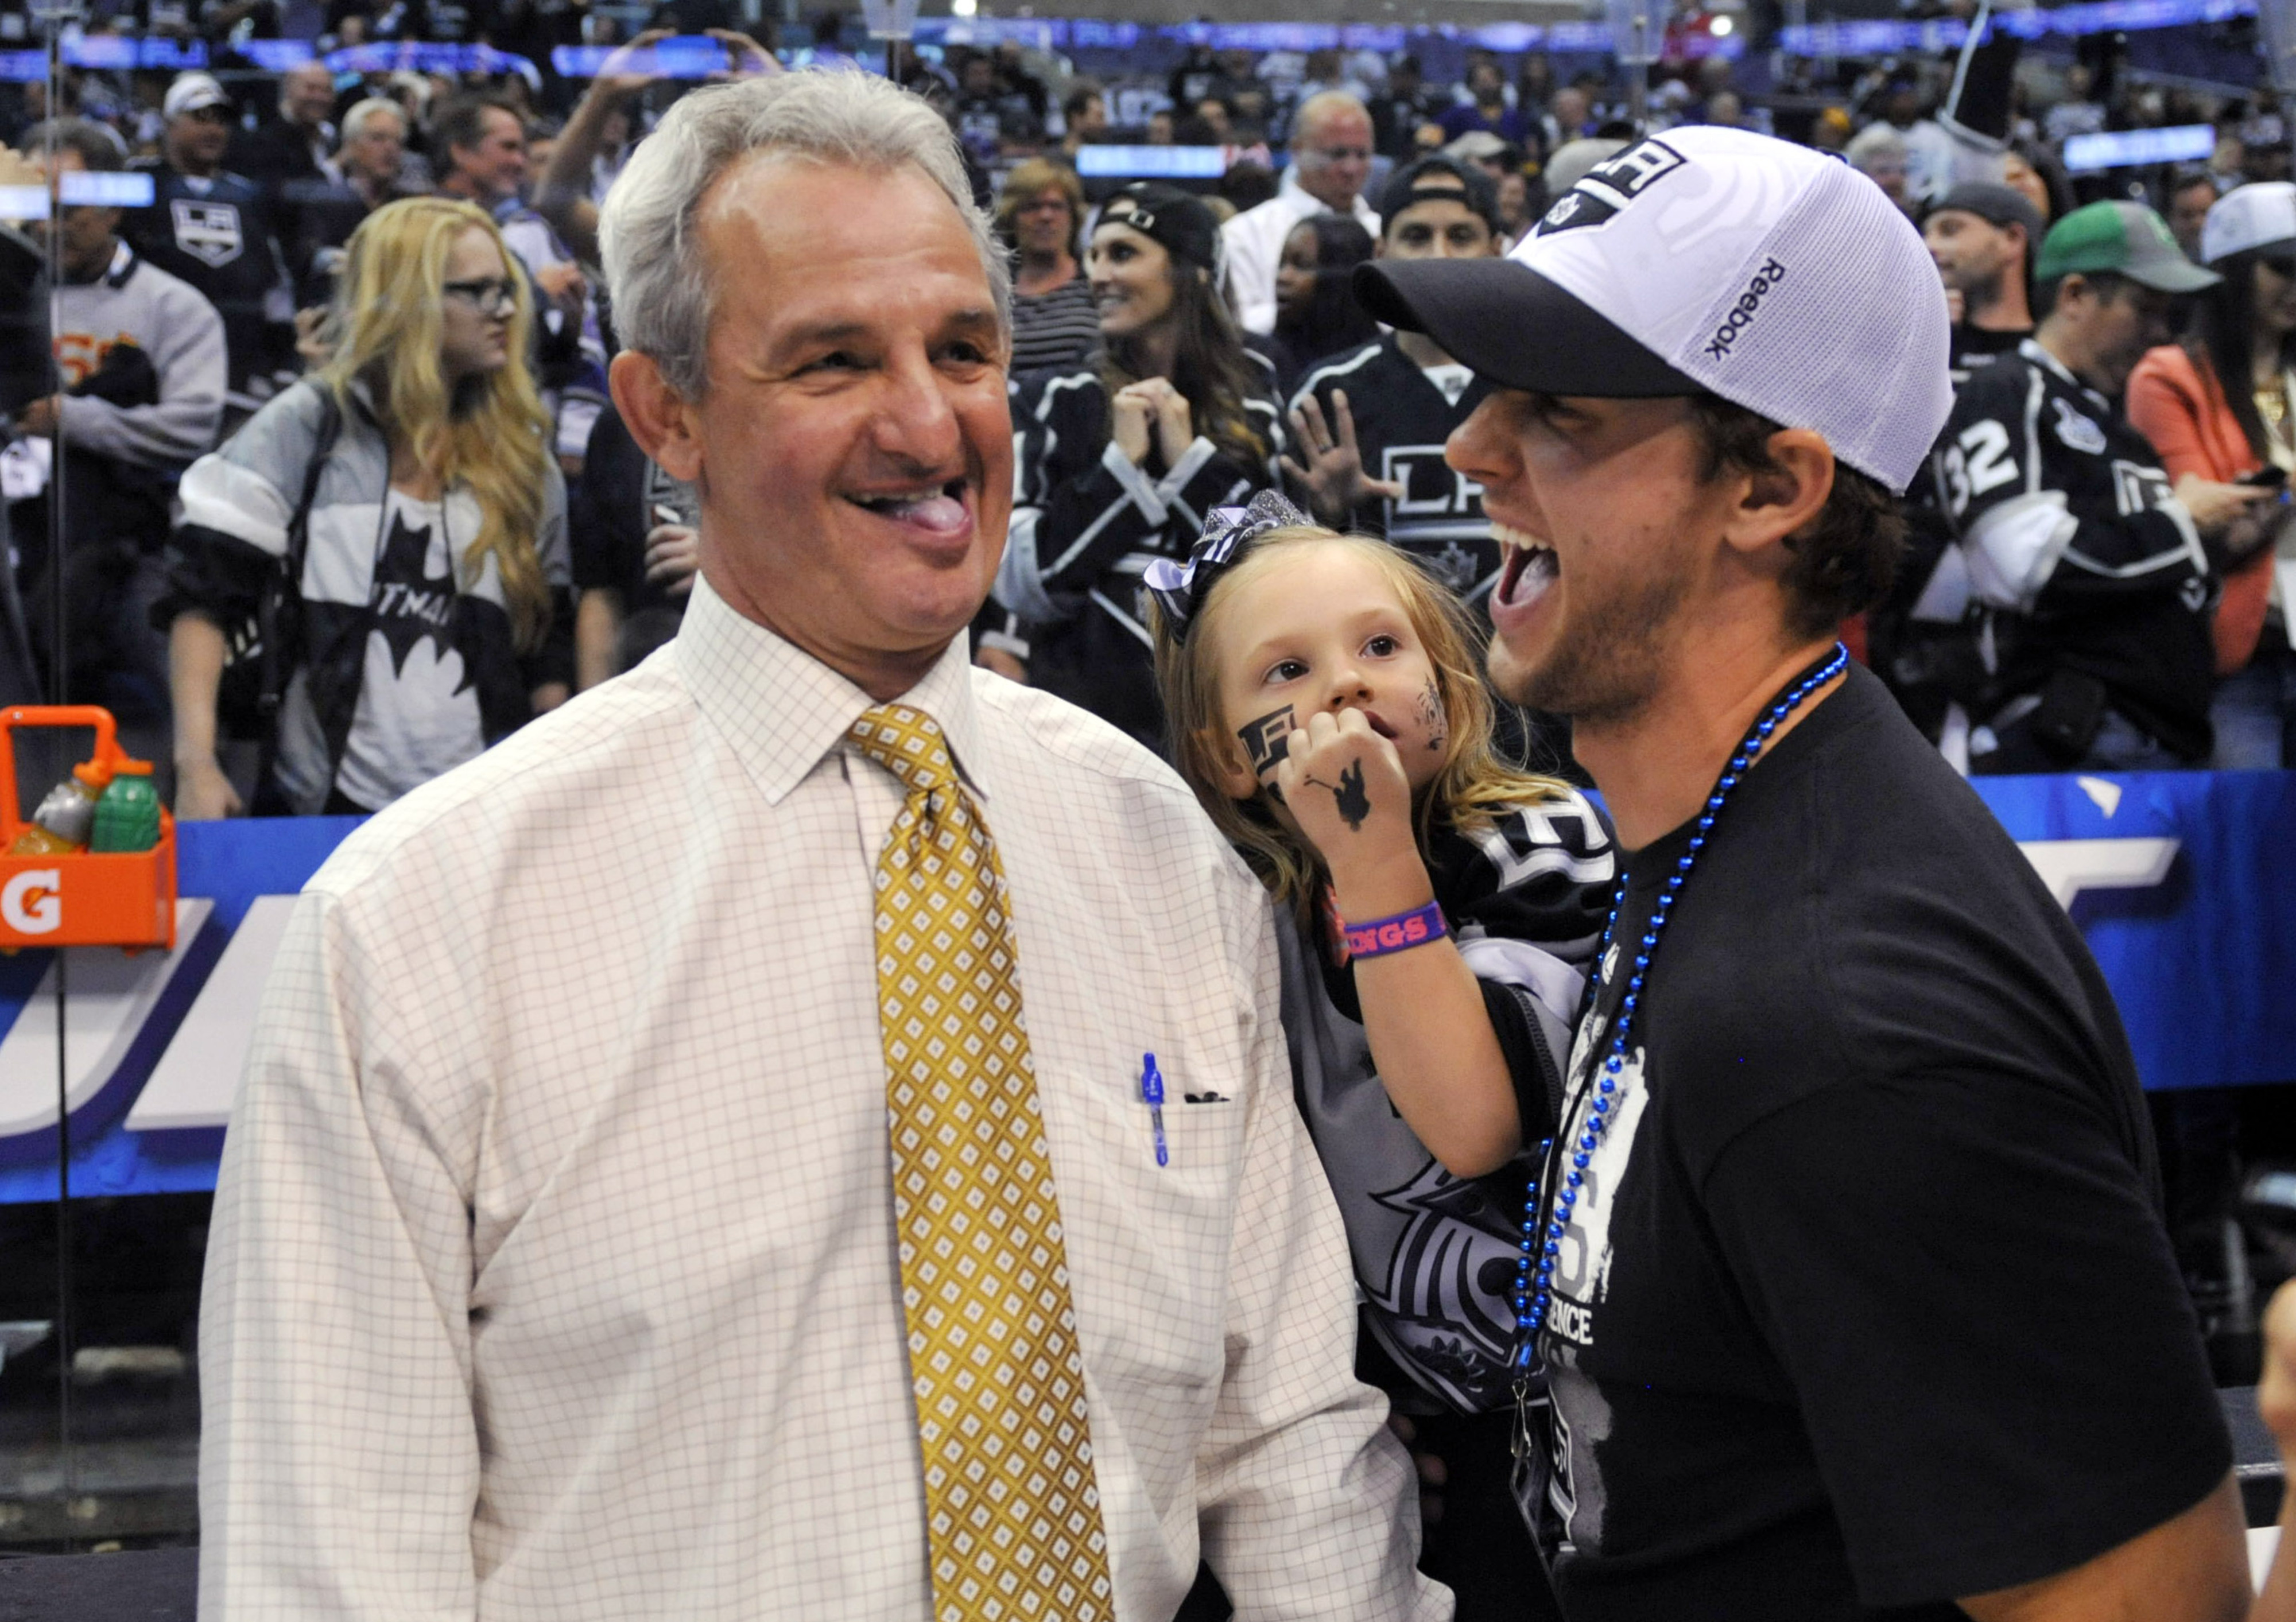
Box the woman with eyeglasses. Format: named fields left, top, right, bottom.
left=2127, top=181, right=2296, bottom=768
left=994, top=157, right=1100, bottom=376
left=987, top=181, right=1285, bottom=746
left=163, top=195, right=572, bottom=817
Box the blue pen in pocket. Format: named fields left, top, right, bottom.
left=1141, top=1053, right=1169, bottom=1167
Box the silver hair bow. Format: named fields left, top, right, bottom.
left=1143, top=490, right=1313, bottom=642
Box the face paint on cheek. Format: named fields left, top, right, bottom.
left=1415, top=676, right=1445, bottom=752
left=1238, top=704, right=1297, bottom=782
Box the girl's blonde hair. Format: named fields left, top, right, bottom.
left=321, top=196, right=554, bottom=652
left=1153, top=525, right=1574, bottom=919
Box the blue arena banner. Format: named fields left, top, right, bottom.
left=0, top=772, right=2290, bottom=1203
left=1781, top=0, right=2257, bottom=55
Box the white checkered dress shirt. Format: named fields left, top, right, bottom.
left=199, top=574, right=1446, bottom=1622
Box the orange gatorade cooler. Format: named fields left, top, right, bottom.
left=0, top=707, right=177, bottom=952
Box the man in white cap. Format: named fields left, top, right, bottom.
left=127, top=71, right=294, bottom=416
left=1356, top=127, right=2254, bottom=1619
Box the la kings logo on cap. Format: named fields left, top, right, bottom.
left=1535, top=138, right=1689, bottom=236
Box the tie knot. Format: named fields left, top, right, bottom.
left=848, top=704, right=960, bottom=798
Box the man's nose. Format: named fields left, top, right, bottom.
left=875, top=351, right=964, bottom=466
left=1447, top=394, right=1510, bottom=485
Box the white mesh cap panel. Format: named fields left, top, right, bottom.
left=1672, top=166, right=1953, bottom=494
left=1519, top=135, right=1805, bottom=367
left=1513, top=126, right=1953, bottom=492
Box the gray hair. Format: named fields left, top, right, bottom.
left=600, top=69, right=1011, bottom=400
left=340, top=98, right=406, bottom=145
left=1845, top=123, right=1909, bottom=172
left=20, top=118, right=126, bottom=173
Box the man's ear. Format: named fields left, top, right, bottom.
left=1719, top=428, right=1834, bottom=560
left=1201, top=725, right=1262, bottom=801
left=610, top=348, right=703, bottom=484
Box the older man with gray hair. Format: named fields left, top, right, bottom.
left=199, top=68, right=1444, bottom=1622
left=1222, top=90, right=1380, bottom=333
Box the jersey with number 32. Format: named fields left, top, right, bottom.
left=1922, top=340, right=2214, bottom=755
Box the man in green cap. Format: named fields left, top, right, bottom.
left=1921, top=199, right=2273, bottom=771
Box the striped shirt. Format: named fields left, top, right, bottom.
left=1010, top=271, right=1102, bottom=374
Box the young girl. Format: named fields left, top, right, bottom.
left=1149, top=491, right=1611, bottom=1621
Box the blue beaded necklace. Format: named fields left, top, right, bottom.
left=1510, top=642, right=1851, bottom=1361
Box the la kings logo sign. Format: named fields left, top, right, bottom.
left=1536, top=138, right=1688, bottom=235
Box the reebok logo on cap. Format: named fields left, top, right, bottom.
left=1536, top=138, right=1689, bottom=236
left=1705, top=258, right=1788, bottom=360
left=1353, top=126, right=1953, bottom=493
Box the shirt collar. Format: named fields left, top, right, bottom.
left=676, top=572, right=991, bottom=808
left=1277, top=166, right=1376, bottom=226
left=2020, top=335, right=2109, bottom=409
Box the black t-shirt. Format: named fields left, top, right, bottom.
left=569, top=402, right=694, bottom=670
left=570, top=404, right=693, bottom=608
left=1527, top=662, right=2228, bottom=1619
left=124, top=164, right=289, bottom=391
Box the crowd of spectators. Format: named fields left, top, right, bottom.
left=0, top=10, right=2291, bottom=816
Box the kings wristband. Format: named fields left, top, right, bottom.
left=1343, top=901, right=1448, bottom=960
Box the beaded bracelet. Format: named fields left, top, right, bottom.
left=1343, top=901, right=1448, bottom=960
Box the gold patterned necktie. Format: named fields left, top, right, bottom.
left=847, top=703, right=1115, bottom=1622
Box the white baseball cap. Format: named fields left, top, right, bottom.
left=164, top=73, right=231, bottom=120
left=1355, top=126, right=1952, bottom=494
left=2200, top=181, right=2296, bottom=265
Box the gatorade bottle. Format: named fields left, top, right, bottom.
left=9, top=760, right=114, bottom=855
left=89, top=760, right=161, bottom=853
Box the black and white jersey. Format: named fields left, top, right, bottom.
left=992, top=361, right=1285, bottom=743
left=124, top=163, right=292, bottom=399
left=1946, top=321, right=2031, bottom=387
left=1290, top=335, right=1498, bottom=604
left=1919, top=338, right=2215, bottom=760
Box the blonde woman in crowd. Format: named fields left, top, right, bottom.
left=164, top=195, right=571, bottom=817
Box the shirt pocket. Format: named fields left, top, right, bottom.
left=1036, top=1034, right=1250, bottom=1391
